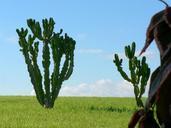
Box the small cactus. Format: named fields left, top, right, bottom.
left=113, top=42, right=150, bottom=108
left=17, top=18, right=76, bottom=108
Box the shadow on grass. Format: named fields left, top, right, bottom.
left=89, top=106, right=135, bottom=113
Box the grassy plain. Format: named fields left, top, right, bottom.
left=0, top=96, right=137, bottom=128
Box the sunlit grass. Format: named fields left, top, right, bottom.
left=0, top=96, right=137, bottom=128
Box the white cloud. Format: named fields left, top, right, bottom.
left=109, top=49, right=158, bottom=62
left=104, top=52, right=126, bottom=61
left=78, top=49, right=103, bottom=54
left=76, top=33, right=87, bottom=41
left=6, top=36, right=18, bottom=44
left=59, top=79, right=149, bottom=97
left=77, top=47, right=157, bottom=61
left=135, top=49, right=158, bottom=59
left=29, top=79, right=149, bottom=97
left=30, top=90, right=35, bottom=96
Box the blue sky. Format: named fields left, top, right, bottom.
left=0, top=0, right=164, bottom=96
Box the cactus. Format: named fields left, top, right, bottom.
left=113, top=42, right=150, bottom=108
left=17, top=18, right=76, bottom=108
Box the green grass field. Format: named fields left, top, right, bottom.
left=0, top=96, right=137, bottom=128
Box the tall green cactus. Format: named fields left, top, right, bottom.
left=113, top=42, right=150, bottom=108
left=17, top=18, right=76, bottom=108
